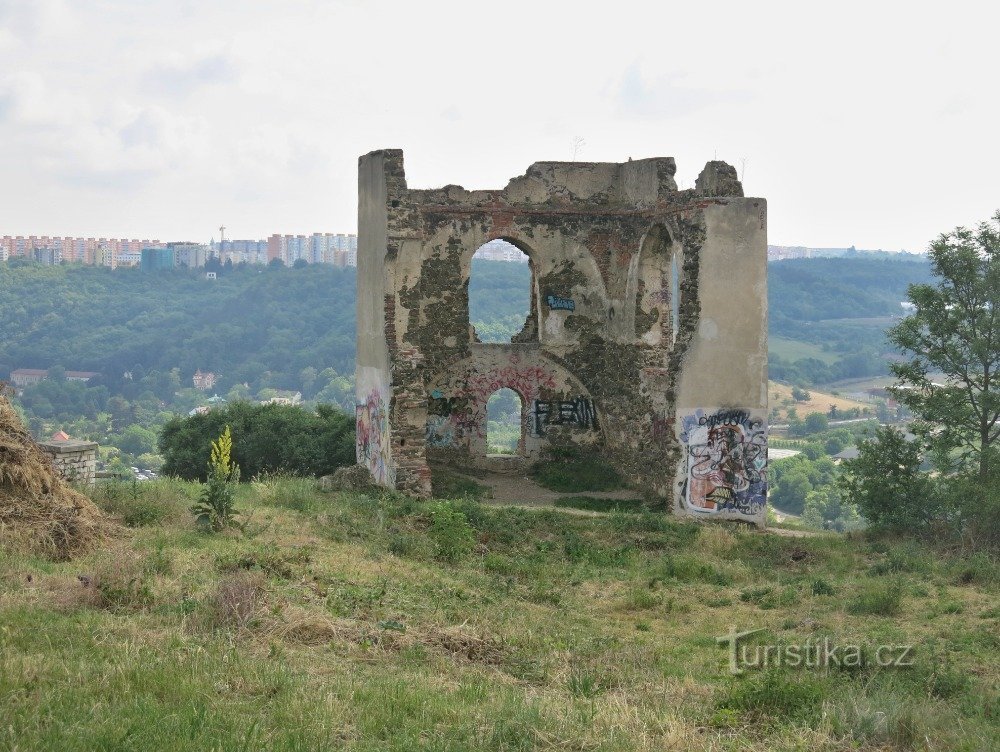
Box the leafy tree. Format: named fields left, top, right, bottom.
left=803, top=412, right=829, bottom=434
left=888, top=212, right=1000, bottom=481
left=771, top=471, right=812, bottom=514
left=802, top=486, right=863, bottom=532
left=840, top=426, right=939, bottom=530
left=791, top=386, right=811, bottom=402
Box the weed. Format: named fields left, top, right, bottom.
left=93, top=553, right=153, bottom=611
left=811, top=578, right=836, bottom=596
left=716, top=670, right=824, bottom=723
left=428, top=502, right=475, bottom=563
left=530, top=448, right=625, bottom=493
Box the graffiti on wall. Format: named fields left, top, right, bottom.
left=545, top=295, right=575, bottom=311
left=356, top=367, right=394, bottom=485
left=680, top=408, right=766, bottom=517
left=531, top=396, right=598, bottom=436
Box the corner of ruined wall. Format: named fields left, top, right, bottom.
left=356, top=151, right=399, bottom=491
left=672, top=196, right=768, bottom=526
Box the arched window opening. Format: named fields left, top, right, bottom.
left=486, top=388, right=523, bottom=455
left=469, top=240, right=532, bottom=343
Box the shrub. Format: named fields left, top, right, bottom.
left=427, top=502, right=475, bottom=563
left=811, top=578, right=836, bottom=596
left=841, top=426, right=941, bottom=530
left=160, top=402, right=354, bottom=480
left=94, top=478, right=169, bottom=527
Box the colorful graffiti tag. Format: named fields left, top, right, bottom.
left=531, top=396, right=598, bottom=436
left=356, top=387, right=393, bottom=485
left=680, top=408, right=766, bottom=516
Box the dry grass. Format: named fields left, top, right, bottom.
left=0, top=395, right=107, bottom=560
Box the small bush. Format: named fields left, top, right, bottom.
left=94, top=478, right=170, bottom=527
left=848, top=582, right=903, bottom=616
left=428, top=502, right=475, bottom=563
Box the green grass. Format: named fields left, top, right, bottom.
left=530, top=450, right=627, bottom=492
left=0, top=478, right=996, bottom=751
left=768, top=335, right=840, bottom=365
left=552, top=496, right=648, bottom=513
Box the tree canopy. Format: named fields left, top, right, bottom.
left=888, top=212, right=1000, bottom=479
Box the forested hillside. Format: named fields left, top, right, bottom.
left=1, top=253, right=932, bottom=448
left=768, top=255, right=933, bottom=385
left=0, top=261, right=356, bottom=395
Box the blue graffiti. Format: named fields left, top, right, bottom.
left=546, top=295, right=575, bottom=311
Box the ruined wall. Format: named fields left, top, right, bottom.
left=38, top=439, right=98, bottom=485
left=355, top=150, right=768, bottom=524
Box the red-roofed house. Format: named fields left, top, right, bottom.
left=51, top=430, right=71, bottom=441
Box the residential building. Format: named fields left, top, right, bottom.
left=9, top=369, right=98, bottom=390
left=140, top=246, right=175, bottom=272
left=171, top=242, right=208, bottom=268
left=192, top=370, right=217, bottom=390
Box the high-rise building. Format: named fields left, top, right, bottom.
left=141, top=247, right=175, bottom=272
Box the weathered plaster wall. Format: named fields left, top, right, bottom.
left=355, top=150, right=768, bottom=523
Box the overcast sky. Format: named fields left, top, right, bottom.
left=1, top=0, right=996, bottom=250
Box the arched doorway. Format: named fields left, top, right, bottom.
left=486, top=387, right=524, bottom=455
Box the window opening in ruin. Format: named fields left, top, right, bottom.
left=469, top=240, right=531, bottom=343
left=486, top=388, right=523, bottom=455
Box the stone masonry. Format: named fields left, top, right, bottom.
left=38, top=439, right=98, bottom=485
left=355, top=150, right=768, bottom=524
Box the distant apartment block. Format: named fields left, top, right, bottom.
left=266, top=233, right=357, bottom=267
left=1, top=235, right=165, bottom=268
left=140, top=247, right=175, bottom=272
left=3, top=233, right=358, bottom=268
left=473, top=239, right=529, bottom=263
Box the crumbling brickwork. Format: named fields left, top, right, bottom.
left=356, top=150, right=768, bottom=524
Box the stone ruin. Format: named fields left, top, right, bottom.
left=355, top=150, right=768, bottom=524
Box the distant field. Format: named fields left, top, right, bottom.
left=768, top=380, right=871, bottom=422
left=768, top=336, right=839, bottom=364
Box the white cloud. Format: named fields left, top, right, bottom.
left=0, top=0, right=998, bottom=247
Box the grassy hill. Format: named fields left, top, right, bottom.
left=1, top=478, right=996, bottom=750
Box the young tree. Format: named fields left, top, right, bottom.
left=840, top=426, right=939, bottom=529
left=888, top=212, right=1000, bottom=480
